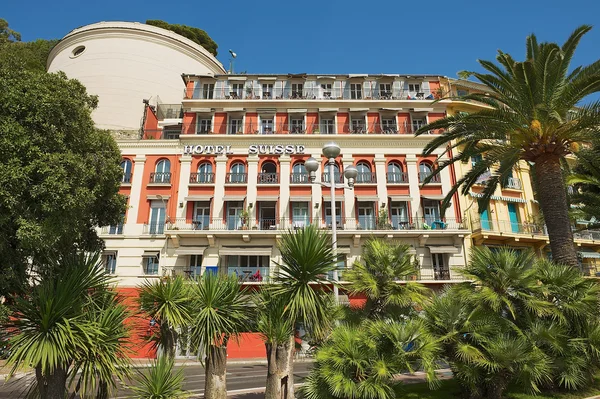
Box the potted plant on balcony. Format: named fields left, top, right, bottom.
left=377, top=209, right=393, bottom=230
left=239, top=209, right=250, bottom=229
left=313, top=127, right=320, bottom=134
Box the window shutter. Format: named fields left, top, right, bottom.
left=422, top=81, right=431, bottom=95
left=363, top=81, right=372, bottom=98
left=193, top=81, right=201, bottom=98
left=284, top=80, right=292, bottom=98
left=274, top=80, right=284, bottom=99
left=334, top=80, right=343, bottom=99
left=215, top=80, right=224, bottom=99
left=393, top=80, right=403, bottom=98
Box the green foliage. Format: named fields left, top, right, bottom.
left=139, top=276, right=193, bottom=358
left=0, top=66, right=127, bottom=296
left=5, top=251, right=131, bottom=398
left=253, top=287, right=295, bottom=345
left=129, top=355, right=189, bottom=399
left=343, top=238, right=429, bottom=321
left=272, top=225, right=338, bottom=338
left=300, top=319, right=440, bottom=399
left=0, top=18, right=21, bottom=43
left=145, top=20, right=218, bottom=56
left=568, top=140, right=600, bottom=224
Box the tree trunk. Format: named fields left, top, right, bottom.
left=285, top=335, right=296, bottom=399
left=36, top=364, right=68, bottom=399
left=264, top=338, right=293, bottom=399
left=204, top=345, right=228, bottom=399
left=96, top=380, right=109, bottom=399
left=534, top=154, right=578, bottom=267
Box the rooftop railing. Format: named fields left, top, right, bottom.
left=156, top=104, right=183, bottom=120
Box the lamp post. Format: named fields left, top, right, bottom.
left=305, top=143, right=358, bottom=303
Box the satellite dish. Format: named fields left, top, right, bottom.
left=229, top=49, right=237, bottom=58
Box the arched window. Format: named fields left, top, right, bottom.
left=419, top=162, right=433, bottom=183
left=153, top=159, right=171, bottom=183
left=259, top=161, right=278, bottom=183
left=229, top=162, right=246, bottom=183
left=291, top=162, right=308, bottom=183
left=197, top=162, right=213, bottom=183
left=323, top=163, right=341, bottom=183
left=355, top=161, right=373, bottom=183
left=120, top=159, right=132, bottom=183
left=387, top=162, right=405, bottom=183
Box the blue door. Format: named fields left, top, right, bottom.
left=507, top=203, right=519, bottom=233
left=480, top=208, right=491, bottom=230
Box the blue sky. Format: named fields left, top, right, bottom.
left=2, top=0, right=599, bottom=78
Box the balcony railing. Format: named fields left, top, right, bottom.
left=189, top=173, right=215, bottom=184
left=574, top=230, right=600, bottom=241
left=164, top=217, right=465, bottom=232
left=100, top=224, right=124, bottom=235
left=290, top=173, right=310, bottom=184
left=355, top=173, right=377, bottom=184
left=434, top=268, right=451, bottom=280
left=502, top=177, right=522, bottom=190
left=322, top=173, right=343, bottom=184
left=472, top=219, right=548, bottom=235
left=184, top=87, right=441, bottom=101
left=143, top=222, right=166, bottom=235
left=228, top=267, right=270, bottom=283
left=226, top=173, right=248, bottom=183
left=418, top=172, right=441, bottom=183
left=149, top=172, right=172, bottom=184
left=156, top=104, right=183, bottom=120
left=257, top=173, right=279, bottom=184
left=122, top=173, right=131, bottom=184
left=386, top=172, right=409, bottom=183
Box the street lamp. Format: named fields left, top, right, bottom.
left=304, top=142, right=358, bottom=303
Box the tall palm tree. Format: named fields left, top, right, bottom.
left=5, top=252, right=129, bottom=399
left=343, top=238, right=429, bottom=321
left=416, top=25, right=600, bottom=267
left=566, top=140, right=600, bottom=225
left=190, top=272, right=252, bottom=399
left=268, top=225, right=339, bottom=399
left=138, top=275, right=192, bottom=358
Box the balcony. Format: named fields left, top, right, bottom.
left=418, top=172, right=441, bottom=184
left=257, top=173, right=279, bottom=184
left=189, top=173, right=215, bottom=184
left=149, top=172, right=171, bottom=184
left=354, top=172, right=377, bottom=184
left=226, top=173, right=248, bottom=184
left=100, top=224, right=124, bottom=235
left=472, top=219, right=547, bottom=236
left=322, top=173, right=343, bottom=184
left=290, top=173, right=310, bottom=184
left=502, top=177, right=522, bottom=190
left=156, top=104, right=183, bottom=120
left=228, top=267, right=270, bottom=283
left=386, top=172, right=409, bottom=184
left=184, top=86, right=441, bottom=101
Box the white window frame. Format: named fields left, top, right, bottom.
left=291, top=83, right=303, bottom=98
left=231, top=83, right=244, bottom=98
left=189, top=255, right=203, bottom=278
left=262, top=83, right=274, bottom=99
left=103, top=252, right=117, bottom=274
left=351, top=117, right=366, bottom=133
left=197, top=118, right=212, bottom=134
left=321, top=83, right=332, bottom=99
left=202, top=83, right=214, bottom=99
left=350, top=83, right=362, bottom=99
left=229, top=118, right=243, bottom=134
left=321, top=118, right=335, bottom=134
left=381, top=118, right=397, bottom=133
left=290, top=118, right=304, bottom=134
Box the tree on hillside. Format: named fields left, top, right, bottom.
left=145, top=20, right=218, bottom=56
left=0, top=66, right=127, bottom=296
left=0, top=18, right=21, bottom=43
left=416, top=25, right=600, bottom=267
left=0, top=19, right=58, bottom=72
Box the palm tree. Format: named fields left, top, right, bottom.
left=300, top=319, right=439, bottom=399
left=416, top=25, right=600, bottom=267
left=343, top=238, right=429, bottom=321
left=138, top=275, right=192, bottom=358
left=190, top=272, right=252, bottom=399
left=566, top=140, right=600, bottom=225
left=268, top=225, right=339, bottom=399
left=129, top=355, right=189, bottom=399
left=5, top=252, right=129, bottom=399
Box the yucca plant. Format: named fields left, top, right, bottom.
left=139, top=275, right=192, bottom=358
left=129, top=355, right=189, bottom=399
left=416, top=25, right=600, bottom=267
left=190, top=272, right=252, bottom=399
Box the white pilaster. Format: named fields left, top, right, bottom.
left=406, top=155, right=421, bottom=219
left=213, top=155, right=228, bottom=220
left=373, top=156, right=388, bottom=206
left=126, top=156, right=146, bottom=228
left=246, top=155, right=259, bottom=219
left=341, top=155, right=356, bottom=228
left=311, top=153, right=323, bottom=225
left=177, top=155, right=192, bottom=218
left=279, top=155, right=291, bottom=221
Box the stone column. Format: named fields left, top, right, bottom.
left=279, top=155, right=291, bottom=227
left=342, top=155, right=356, bottom=229
left=126, top=156, right=145, bottom=235
left=177, top=155, right=192, bottom=219
left=373, top=155, right=388, bottom=213
left=406, top=154, right=421, bottom=220
left=212, top=155, right=228, bottom=223
left=246, top=155, right=259, bottom=221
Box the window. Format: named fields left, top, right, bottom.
left=229, top=118, right=243, bottom=134
left=381, top=118, right=397, bottom=134
left=259, top=162, right=278, bottom=184
left=197, top=118, right=212, bottom=134
left=322, top=164, right=341, bottom=183
left=291, top=83, right=303, bottom=98
left=290, top=118, right=304, bottom=134
left=419, top=162, right=433, bottom=182
left=144, top=254, right=159, bottom=275
left=292, top=202, right=310, bottom=228
left=324, top=201, right=342, bottom=227
left=432, top=253, right=449, bottom=280
left=103, top=252, right=117, bottom=274
left=120, top=159, right=132, bottom=183
left=193, top=162, right=213, bottom=183
left=351, top=118, right=366, bottom=133
left=355, top=161, right=373, bottom=183
left=261, top=117, right=274, bottom=134
left=321, top=83, right=332, bottom=98
left=471, top=154, right=482, bottom=168
left=262, top=84, right=273, bottom=99
left=328, top=255, right=347, bottom=281
left=408, top=83, right=420, bottom=93
left=194, top=201, right=211, bottom=230
left=423, top=199, right=441, bottom=226
left=457, top=89, right=469, bottom=97
left=321, top=118, right=335, bottom=134
left=229, top=162, right=246, bottom=183
left=350, top=83, right=362, bottom=99
left=149, top=200, right=166, bottom=234
left=152, top=159, right=171, bottom=183
left=412, top=117, right=426, bottom=133
left=390, top=202, right=409, bottom=229
left=387, top=162, right=406, bottom=183
left=357, top=202, right=375, bottom=229
left=189, top=255, right=202, bottom=278
left=379, top=83, right=392, bottom=98
left=108, top=213, right=125, bottom=234
left=227, top=255, right=270, bottom=282
left=231, top=83, right=243, bottom=99
left=291, top=162, right=308, bottom=183
left=202, top=83, right=214, bottom=99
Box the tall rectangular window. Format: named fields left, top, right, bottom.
left=103, top=252, right=117, bottom=274
left=202, top=83, right=214, bottom=99
left=408, top=83, right=420, bottom=93
left=321, top=118, right=335, bottom=134
left=321, top=83, right=332, bottom=98
left=432, top=253, right=449, bottom=280
left=144, top=254, right=159, bottom=275
left=149, top=200, right=166, bottom=234
left=229, top=118, right=243, bottom=134
left=261, top=118, right=274, bottom=134
left=379, top=83, right=392, bottom=98
left=262, top=84, right=273, bottom=99
left=324, top=201, right=342, bottom=227
left=290, top=118, right=304, bottom=134
left=350, top=83, right=362, bottom=99
left=197, top=118, right=212, bottom=134
left=351, top=118, right=366, bottom=133
left=292, top=202, right=310, bottom=228
left=291, top=83, right=303, bottom=98
left=189, top=255, right=202, bottom=278
left=381, top=118, right=397, bottom=133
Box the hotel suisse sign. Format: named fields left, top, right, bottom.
left=183, top=144, right=306, bottom=155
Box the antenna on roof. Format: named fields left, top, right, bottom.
left=228, top=49, right=237, bottom=74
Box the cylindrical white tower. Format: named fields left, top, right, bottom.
left=47, top=21, right=226, bottom=131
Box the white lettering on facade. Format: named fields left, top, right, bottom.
left=182, top=145, right=306, bottom=155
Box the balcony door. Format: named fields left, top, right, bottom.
left=227, top=201, right=244, bottom=230
left=324, top=201, right=342, bottom=228
left=423, top=200, right=440, bottom=226
left=149, top=200, right=166, bottom=234
left=292, top=202, right=310, bottom=228
left=480, top=208, right=491, bottom=231
left=508, top=203, right=520, bottom=233
left=390, top=202, right=409, bottom=229
left=259, top=202, right=277, bottom=230
left=357, top=202, right=375, bottom=230
left=194, top=201, right=211, bottom=230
